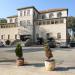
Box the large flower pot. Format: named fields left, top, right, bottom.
left=45, top=59, right=55, bottom=71
left=16, top=58, right=24, bottom=66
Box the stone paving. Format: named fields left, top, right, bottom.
left=0, top=47, right=75, bottom=75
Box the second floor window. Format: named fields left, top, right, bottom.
left=42, top=14, right=46, bottom=19
left=24, top=10, right=26, bottom=16
left=1, top=35, right=3, bottom=39
left=15, top=18, right=17, bottom=23
left=60, top=18, right=64, bottom=23
left=20, top=20, right=26, bottom=27
left=15, top=35, right=17, bottom=39
left=57, top=12, right=62, bottom=18
left=49, top=12, right=53, bottom=19
left=10, top=18, right=12, bottom=23
left=8, top=35, right=10, bottom=39
left=51, top=20, right=54, bottom=24
left=57, top=33, right=61, bottom=40
left=20, top=10, right=22, bottom=16
left=27, top=10, right=30, bottom=16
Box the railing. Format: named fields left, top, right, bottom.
left=0, top=23, right=17, bottom=28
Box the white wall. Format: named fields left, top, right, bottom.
left=39, top=10, right=67, bottom=19
left=0, top=27, right=20, bottom=42
left=7, top=17, right=17, bottom=23
left=17, top=8, right=34, bottom=37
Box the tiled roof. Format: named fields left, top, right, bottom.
left=39, top=8, right=68, bottom=13
left=7, top=15, right=18, bottom=18
left=17, top=6, right=35, bottom=10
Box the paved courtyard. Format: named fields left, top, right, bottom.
left=0, top=47, right=75, bottom=75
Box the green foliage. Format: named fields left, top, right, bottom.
left=0, top=18, right=7, bottom=23
left=15, top=44, right=23, bottom=58
left=5, top=40, right=10, bottom=45
left=67, top=16, right=75, bottom=28
left=44, top=42, right=53, bottom=60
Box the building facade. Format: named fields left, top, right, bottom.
left=0, top=6, right=68, bottom=44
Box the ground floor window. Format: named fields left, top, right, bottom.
left=15, top=35, right=17, bottom=39
left=57, top=33, right=61, bottom=40
left=8, top=35, right=10, bottom=39
left=1, top=35, right=4, bottom=39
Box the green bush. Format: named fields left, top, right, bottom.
left=5, top=40, right=10, bottom=45
left=15, top=44, right=23, bottom=58
left=44, top=43, right=53, bottom=60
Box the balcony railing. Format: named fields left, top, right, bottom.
left=0, top=23, right=17, bottom=28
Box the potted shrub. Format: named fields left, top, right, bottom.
left=15, top=43, right=24, bottom=66
left=44, top=43, right=55, bottom=71
left=5, top=40, right=10, bottom=45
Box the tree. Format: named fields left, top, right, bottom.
left=15, top=44, right=23, bottom=58
left=67, top=16, right=75, bottom=28
left=0, top=18, right=7, bottom=23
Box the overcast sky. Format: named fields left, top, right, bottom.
left=0, top=0, right=74, bottom=18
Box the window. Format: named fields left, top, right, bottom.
left=15, top=18, right=17, bottom=23
left=10, top=18, right=12, bottom=23
left=27, top=20, right=31, bottom=25
left=1, top=35, right=3, bottom=39
left=20, top=20, right=26, bottom=27
left=49, top=13, right=53, bottom=19
left=46, top=33, right=50, bottom=39
left=51, top=20, right=54, bottom=24
left=15, top=35, right=17, bottom=39
left=20, top=10, right=22, bottom=16
left=57, top=12, right=62, bottom=18
left=27, top=10, right=30, bottom=16
left=20, top=21, right=22, bottom=26
left=38, top=21, right=42, bottom=25
left=60, top=19, right=64, bottom=23
left=55, top=19, right=59, bottom=24
left=42, top=14, right=46, bottom=19
left=24, top=10, right=26, bottom=16
left=47, top=20, right=50, bottom=24
left=43, top=21, right=46, bottom=25
left=8, top=35, right=10, bottom=39
left=57, top=33, right=61, bottom=40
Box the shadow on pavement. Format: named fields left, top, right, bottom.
left=55, top=67, right=75, bottom=71
left=0, top=59, right=15, bottom=62
left=24, top=63, right=44, bottom=67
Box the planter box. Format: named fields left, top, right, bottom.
left=45, top=59, right=55, bottom=71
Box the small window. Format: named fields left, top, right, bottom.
left=20, top=10, right=22, bottom=16
left=57, top=12, right=62, bottom=18
left=46, top=33, right=50, bottom=39
left=24, top=10, right=26, bottom=16
left=15, top=18, right=17, bottom=23
left=49, top=13, right=53, bottom=19
left=8, top=35, right=10, bottom=39
left=55, top=19, right=59, bottom=24
left=47, top=20, right=50, bottom=24
left=20, top=21, right=22, bottom=26
left=38, top=21, right=42, bottom=25
left=15, top=35, right=17, bottom=39
left=42, top=14, right=46, bottom=19
left=57, top=33, right=61, bottom=40
left=1, top=35, right=3, bottom=39
left=10, top=18, right=12, bottom=23
left=51, top=20, right=54, bottom=24
left=43, top=21, right=46, bottom=25
left=60, top=19, right=64, bottom=23
left=27, top=10, right=30, bottom=16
